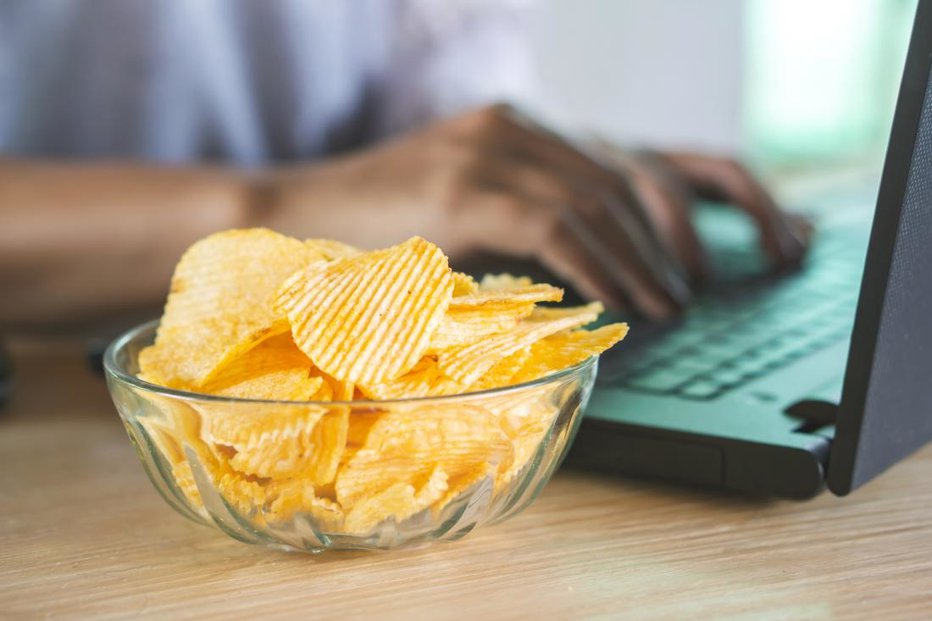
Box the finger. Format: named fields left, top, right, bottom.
left=460, top=109, right=692, bottom=306
left=553, top=205, right=678, bottom=318
left=472, top=157, right=685, bottom=317
left=658, top=152, right=807, bottom=266
left=597, top=146, right=710, bottom=280
left=456, top=185, right=676, bottom=318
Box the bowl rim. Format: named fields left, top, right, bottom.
left=104, top=319, right=598, bottom=406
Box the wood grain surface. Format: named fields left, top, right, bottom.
left=1, top=341, right=930, bottom=620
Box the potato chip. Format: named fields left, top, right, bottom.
left=335, top=405, right=512, bottom=509
left=427, top=302, right=536, bottom=351
left=498, top=408, right=556, bottom=486
left=304, top=408, right=349, bottom=484
left=200, top=332, right=314, bottom=395
left=358, top=357, right=464, bottom=400
left=528, top=301, right=604, bottom=322
left=343, top=466, right=449, bottom=534
left=479, top=273, right=534, bottom=291
left=215, top=370, right=324, bottom=401
left=216, top=471, right=271, bottom=515
left=265, top=479, right=345, bottom=528
left=452, top=272, right=480, bottom=296
left=305, top=238, right=362, bottom=261
left=170, top=460, right=204, bottom=508
left=436, top=305, right=602, bottom=386
left=199, top=403, right=336, bottom=479
left=142, top=229, right=323, bottom=387
left=448, top=283, right=563, bottom=308
left=469, top=347, right=533, bottom=391
left=200, top=403, right=324, bottom=452
left=512, top=323, right=629, bottom=384
left=432, top=463, right=493, bottom=515
left=342, top=482, right=417, bottom=534
left=415, top=465, right=450, bottom=507
left=275, top=236, right=454, bottom=385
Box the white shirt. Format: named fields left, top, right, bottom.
left=0, top=0, right=533, bottom=166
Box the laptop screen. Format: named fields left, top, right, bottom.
left=830, top=0, right=932, bottom=495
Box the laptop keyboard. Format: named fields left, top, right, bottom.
left=598, top=227, right=867, bottom=400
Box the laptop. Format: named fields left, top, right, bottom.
left=567, top=0, right=932, bottom=498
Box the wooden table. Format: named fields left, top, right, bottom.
left=2, top=341, right=931, bottom=620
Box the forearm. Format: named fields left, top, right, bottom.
left=0, top=160, right=254, bottom=330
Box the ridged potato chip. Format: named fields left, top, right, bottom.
left=141, top=229, right=323, bottom=387
left=479, top=273, right=533, bottom=291
left=436, top=305, right=601, bottom=386
left=470, top=347, right=533, bottom=391
left=305, top=238, right=362, bottom=261
left=265, top=479, right=345, bottom=528
left=528, top=301, right=604, bottom=322
left=498, top=409, right=555, bottom=486
left=448, top=283, right=563, bottom=308
left=432, top=463, right=493, bottom=516
left=335, top=405, right=512, bottom=509
left=452, top=272, right=479, bottom=296
left=275, top=236, right=454, bottom=385
left=212, top=370, right=321, bottom=401
left=427, top=302, right=536, bottom=351
left=512, top=323, right=629, bottom=384
left=201, top=332, right=315, bottom=396
left=343, top=466, right=449, bottom=534
left=358, top=357, right=464, bottom=400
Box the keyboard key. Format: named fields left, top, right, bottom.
left=677, top=379, right=724, bottom=400
left=624, top=367, right=696, bottom=392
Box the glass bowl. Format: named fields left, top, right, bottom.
left=104, top=320, right=597, bottom=553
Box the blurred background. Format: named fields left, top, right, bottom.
left=0, top=0, right=921, bottom=346
left=524, top=0, right=917, bottom=178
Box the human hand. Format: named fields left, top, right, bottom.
left=265, top=104, right=809, bottom=320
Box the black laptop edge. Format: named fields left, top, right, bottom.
left=829, top=0, right=932, bottom=495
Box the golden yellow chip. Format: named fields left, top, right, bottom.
left=343, top=466, right=449, bottom=534
left=436, top=305, right=602, bottom=386
left=215, top=471, right=271, bottom=515
left=304, top=238, right=362, bottom=261
left=211, top=370, right=322, bottom=402
left=529, top=301, right=604, bottom=322
left=342, top=482, right=417, bottom=534
left=498, top=407, right=556, bottom=486
left=358, top=357, right=464, bottom=400
left=470, top=347, right=533, bottom=391
left=275, top=236, right=454, bottom=385
left=200, top=403, right=323, bottom=452
left=432, top=463, right=493, bottom=515
left=335, top=404, right=512, bottom=509
left=452, top=272, right=479, bottom=296
left=200, top=332, right=313, bottom=393
left=264, top=479, right=345, bottom=528
left=141, top=229, right=324, bottom=387
left=304, top=408, right=349, bottom=484
left=199, top=402, right=344, bottom=481
left=512, top=323, right=629, bottom=384
left=427, top=302, right=536, bottom=351
left=448, top=283, right=563, bottom=308
left=479, top=273, right=534, bottom=291
left=213, top=408, right=346, bottom=485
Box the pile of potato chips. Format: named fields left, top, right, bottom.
left=137, top=229, right=627, bottom=535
